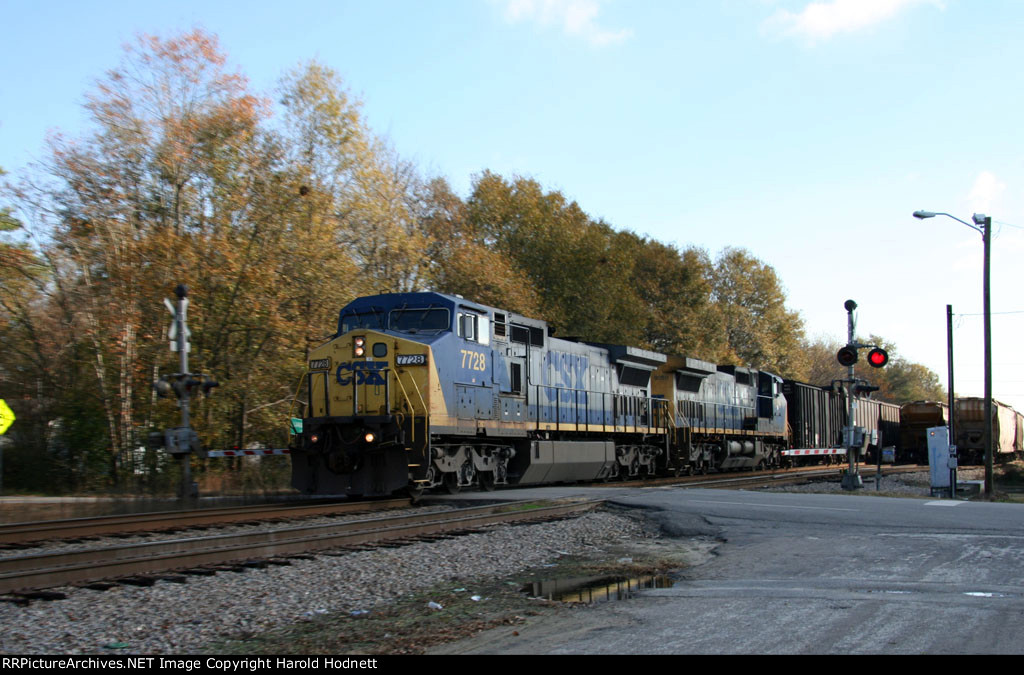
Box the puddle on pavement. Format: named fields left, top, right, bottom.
left=522, top=574, right=675, bottom=604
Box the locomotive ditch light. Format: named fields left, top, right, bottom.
left=364, top=432, right=376, bottom=444
left=836, top=345, right=858, bottom=367
left=867, top=347, right=889, bottom=368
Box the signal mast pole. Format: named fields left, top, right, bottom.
left=152, top=285, right=217, bottom=501
left=835, top=300, right=889, bottom=491
left=171, top=284, right=195, bottom=501
left=841, top=300, right=862, bottom=490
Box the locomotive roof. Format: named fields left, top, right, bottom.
left=342, top=291, right=490, bottom=314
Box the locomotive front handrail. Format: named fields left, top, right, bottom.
left=390, top=368, right=416, bottom=443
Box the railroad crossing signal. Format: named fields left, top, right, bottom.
left=0, top=400, right=14, bottom=435
left=154, top=284, right=211, bottom=501
left=836, top=345, right=888, bottom=368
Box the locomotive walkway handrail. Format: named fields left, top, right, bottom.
left=529, top=384, right=670, bottom=436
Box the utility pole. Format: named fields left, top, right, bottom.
left=981, top=215, right=993, bottom=497
left=947, top=304, right=957, bottom=498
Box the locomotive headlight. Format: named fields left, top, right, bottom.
left=310, top=434, right=320, bottom=444
left=354, top=336, right=366, bottom=357
left=364, top=432, right=376, bottom=444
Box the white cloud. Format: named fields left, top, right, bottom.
left=968, top=171, right=1005, bottom=215
left=500, top=0, right=633, bottom=47
left=765, top=0, right=942, bottom=43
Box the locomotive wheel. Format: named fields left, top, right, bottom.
left=443, top=472, right=461, bottom=495
left=479, top=472, right=496, bottom=492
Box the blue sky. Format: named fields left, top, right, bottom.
left=2, top=0, right=1023, bottom=411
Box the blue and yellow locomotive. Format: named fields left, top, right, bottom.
left=292, top=292, right=789, bottom=497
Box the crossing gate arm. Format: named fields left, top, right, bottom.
left=207, top=448, right=291, bottom=457
left=781, top=447, right=848, bottom=457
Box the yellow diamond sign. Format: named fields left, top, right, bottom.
left=0, top=399, right=14, bottom=435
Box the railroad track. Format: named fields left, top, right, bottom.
left=0, top=499, right=601, bottom=597
left=1, top=464, right=925, bottom=549
left=676, top=464, right=927, bottom=490
left=0, top=497, right=412, bottom=547
left=606, top=463, right=926, bottom=490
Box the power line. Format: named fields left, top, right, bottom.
left=953, top=310, right=1024, bottom=316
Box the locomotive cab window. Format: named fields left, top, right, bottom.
left=388, top=308, right=450, bottom=334
left=339, top=309, right=385, bottom=334
left=457, top=312, right=490, bottom=346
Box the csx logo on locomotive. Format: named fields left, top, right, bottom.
left=336, top=361, right=388, bottom=386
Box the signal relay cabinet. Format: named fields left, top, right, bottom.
left=927, top=426, right=952, bottom=492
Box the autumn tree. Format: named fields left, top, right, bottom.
left=463, top=171, right=641, bottom=342
left=2, top=30, right=276, bottom=488
left=711, top=247, right=807, bottom=378
left=1, top=34, right=442, bottom=492
left=617, top=232, right=726, bottom=358
left=417, top=176, right=541, bottom=315
left=279, top=61, right=428, bottom=298
left=0, top=168, right=65, bottom=489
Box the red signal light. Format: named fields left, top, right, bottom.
left=867, top=347, right=888, bottom=368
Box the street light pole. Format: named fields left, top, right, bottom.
left=913, top=210, right=993, bottom=497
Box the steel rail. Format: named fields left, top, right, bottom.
left=0, top=499, right=601, bottom=595
left=0, top=498, right=412, bottom=546
left=606, top=464, right=925, bottom=490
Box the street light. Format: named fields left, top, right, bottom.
left=913, top=209, right=993, bottom=497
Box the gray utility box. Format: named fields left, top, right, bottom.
left=927, top=426, right=952, bottom=493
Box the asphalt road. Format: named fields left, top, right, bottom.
left=428, top=485, right=1024, bottom=654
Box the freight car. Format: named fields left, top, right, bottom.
left=854, top=394, right=901, bottom=464
left=290, top=291, right=791, bottom=497
left=953, top=398, right=1022, bottom=464
left=899, top=401, right=949, bottom=464
left=1017, top=410, right=1024, bottom=455
left=780, top=379, right=899, bottom=466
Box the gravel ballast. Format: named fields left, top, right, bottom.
left=0, top=509, right=647, bottom=655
